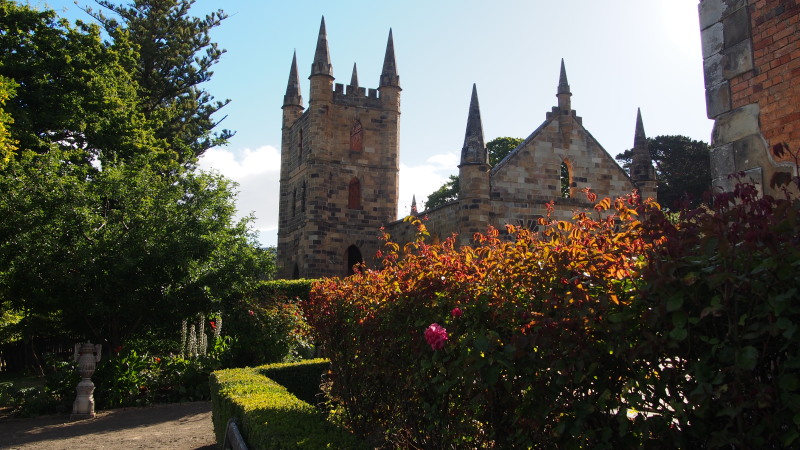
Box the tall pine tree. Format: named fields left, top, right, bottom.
left=87, top=0, right=232, bottom=165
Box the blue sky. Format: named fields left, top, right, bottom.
left=41, top=0, right=712, bottom=247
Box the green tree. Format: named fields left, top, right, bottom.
left=0, top=0, right=151, bottom=163
left=0, top=76, right=17, bottom=169
left=615, top=135, right=710, bottom=208
left=487, top=136, right=523, bottom=166
left=425, top=137, right=522, bottom=210
left=0, top=148, right=272, bottom=349
left=0, top=2, right=269, bottom=351
left=86, top=0, right=232, bottom=164
left=424, top=174, right=459, bottom=210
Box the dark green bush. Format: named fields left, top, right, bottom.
left=635, top=179, right=800, bottom=448
left=0, top=355, right=78, bottom=417
left=92, top=350, right=218, bottom=409
left=210, top=360, right=365, bottom=449
left=220, top=279, right=316, bottom=368
left=253, top=279, right=315, bottom=302
left=222, top=299, right=312, bottom=367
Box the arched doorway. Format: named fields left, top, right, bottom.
left=346, top=245, right=363, bottom=276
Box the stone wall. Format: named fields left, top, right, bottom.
left=700, top=0, right=800, bottom=194
left=385, top=100, right=643, bottom=248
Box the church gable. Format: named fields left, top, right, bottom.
left=491, top=112, right=634, bottom=206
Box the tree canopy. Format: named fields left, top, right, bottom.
left=424, top=137, right=522, bottom=210
left=616, top=135, right=711, bottom=208
left=0, top=149, right=271, bottom=348
left=487, top=136, right=523, bottom=167
left=86, top=0, right=232, bottom=165
left=0, top=1, right=268, bottom=350
left=0, top=0, right=151, bottom=163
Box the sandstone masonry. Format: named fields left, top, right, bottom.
left=277, top=19, right=656, bottom=278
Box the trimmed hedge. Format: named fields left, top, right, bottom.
left=254, top=279, right=315, bottom=302
left=210, top=359, right=364, bottom=449
left=258, top=359, right=330, bottom=405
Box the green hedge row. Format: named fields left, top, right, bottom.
left=253, top=279, right=315, bottom=302
left=258, top=359, right=330, bottom=405
left=210, top=358, right=364, bottom=449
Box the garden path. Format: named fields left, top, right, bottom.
left=0, top=401, right=215, bottom=449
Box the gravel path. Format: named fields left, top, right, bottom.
left=0, top=402, right=215, bottom=449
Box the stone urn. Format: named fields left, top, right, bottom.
left=71, top=342, right=102, bottom=420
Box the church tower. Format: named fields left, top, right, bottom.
left=277, top=18, right=401, bottom=279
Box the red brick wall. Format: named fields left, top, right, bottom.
left=731, top=1, right=800, bottom=160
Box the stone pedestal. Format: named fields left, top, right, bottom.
left=71, top=342, right=101, bottom=420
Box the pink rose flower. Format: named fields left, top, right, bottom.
left=425, top=323, right=448, bottom=350
left=451, top=307, right=463, bottom=318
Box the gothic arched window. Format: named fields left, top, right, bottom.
left=350, top=120, right=363, bottom=152
left=560, top=160, right=571, bottom=198
left=348, top=177, right=361, bottom=209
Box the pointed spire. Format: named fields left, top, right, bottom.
left=283, top=50, right=303, bottom=107
left=634, top=107, right=647, bottom=149
left=631, top=108, right=656, bottom=182
left=311, top=16, right=333, bottom=77
left=379, top=29, right=400, bottom=87
left=460, top=84, right=488, bottom=165
left=556, top=58, right=572, bottom=111
left=410, top=195, right=418, bottom=214
left=557, top=58, right=571, bottom=94
left=350, top=62, right=359, bottom=87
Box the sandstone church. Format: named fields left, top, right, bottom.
left=276, top=18, right=657, bottom=279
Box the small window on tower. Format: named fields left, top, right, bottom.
left=298, top=129, right=303, bottom=160
left=348, top=177, right=361, bottom=209
left=350, top=120, right=363, bottom=152
left=560, top=160, right=571, bottom=198
left=301, top=180, right=307, bottom=212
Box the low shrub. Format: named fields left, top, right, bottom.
left=220, top=279, right=315, bottom=368
left=210, top=359, right=365, bottom=449
left=92, top=350, right=217, bottom=409
left=222, top=299, right=312, bottom=367
left=304, top=192, right=662, bottom=448
left=304, top=176, right=800, bottom=448
left=0, top=354, right=78, bottom=417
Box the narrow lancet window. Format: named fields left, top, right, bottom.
left=301, top=180, right=307, bottom=212
left=560, top=161, right=571, bottom=198
left=348, top=177, right=361, bottom=209
left=298, top=129, right=303, bottom=161
left=350, top=120, right=363, bottom=151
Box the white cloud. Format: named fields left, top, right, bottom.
left=398, top=152, right=459, bottom=217
left=198, top=146, right=281, bottom=247
left=199, top=146, right=280, bottom=178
